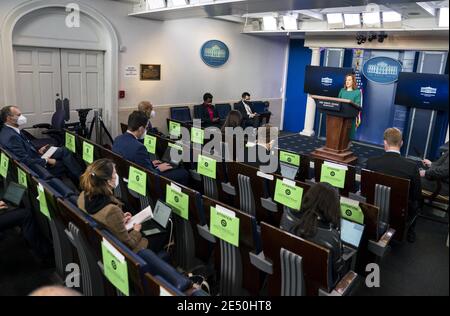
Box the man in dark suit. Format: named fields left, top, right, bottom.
left=366, top=127, right=422, bottom=242
left=235, top=92, right=260, bottom=128
left=0, top=106, right=82, bottom=183
left=420, top=148, right=449, bottom=197
left=0, top=200, right=51, bottom=260
left=198, top=93, right=221, bottom=128
left=112, top=111, right=189, bottom=186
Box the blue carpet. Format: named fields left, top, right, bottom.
left=277, top=134, right=385, bottom=169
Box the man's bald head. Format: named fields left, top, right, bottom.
left=29, top=286, right=82, bottom=296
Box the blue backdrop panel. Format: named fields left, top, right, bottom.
left=283, top=39, right=312, bottom=132
left=407, top=108, right=434, bottom=156
left=355, top=51, right=405, bottom=145
left=392, top=105, right=410, bottom=134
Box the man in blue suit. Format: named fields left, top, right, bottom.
left=112, top=111, right=189, bottom=186
left=0, top=106, right=82, bottom=183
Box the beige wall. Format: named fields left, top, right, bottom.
left=0, top=0, right=288, bottom=136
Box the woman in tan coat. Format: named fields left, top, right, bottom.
left=78, top=158, right=148, bottom=252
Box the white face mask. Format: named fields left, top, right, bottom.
left=150, top=110, right=156, bottom=119
left=139, top=129, right=147, bottom=140
left=17, top=115, right=27, bottom=126
left=110, top=173, right=119, bottom=189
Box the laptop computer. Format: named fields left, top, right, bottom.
left=161, top=144, right=183, bottom=167
left=2, top=182, right=26, bottom=208
left=142, top=200, right=172, bottom=237
left=340, top=218, right=365, bottom=249
left=280, top=162, right=299, bottom=180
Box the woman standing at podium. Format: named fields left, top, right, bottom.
left=338, top=73, right=361, bottom=140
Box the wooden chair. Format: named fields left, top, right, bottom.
left=313, top=158, right=357, bottom=196
left=251, top=222, right=357, bottom=296
left=361, top=169, right=410, bottom=242
left=201, top=196, right=262, bottom=296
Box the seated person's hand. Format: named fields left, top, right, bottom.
left=422, top=159, right=432, bottom=167
left=38, top=144, right=50, bottom=155
left=133, top=223, right=142, bottom=232
left=420, top=169, right=426, bottom=177
left=157, top=163, right=173, bottom=172
left=152, top=160, right=162, bottom=166
left=123, top=212, right=132, bottom=224
left=0, top=201, right=8, bottom=210
left=46, top=158, right=57, bottom=166
left=213, top=117, right=220, bottom=122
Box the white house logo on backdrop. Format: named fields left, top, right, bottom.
left=420, top=86, right=437, bottom=97
left=201, top=40, right=230, bottom=68
left=362, top=56, right=402, bottom=84
left=204, top=45, right=227, bottom=59
left=321, top=77, right=333, bottom=86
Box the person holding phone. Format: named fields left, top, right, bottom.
left=199, top=93, right=221, bottom=128
left=420, top=149, right=449, bottom=197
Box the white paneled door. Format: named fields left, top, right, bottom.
left=61, top=49, right=104, bottom=124
left=14, top=47, right=61, bottom=127
left=14, top=46, right=104, bottom=127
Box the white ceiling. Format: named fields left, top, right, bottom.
left=106, top=0, right=449, bottom=36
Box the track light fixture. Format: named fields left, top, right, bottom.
left=356, top=32, right=388, bottom=45
left=368, top=32, right=377, bottom=42
left=378, top=32, right=388, bottom=43
left=356, top=32, right=367, bottom=45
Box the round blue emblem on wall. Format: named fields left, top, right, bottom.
left=201, top=40, right=229, bottom=68
left=362, top=56, right=403, bottom=84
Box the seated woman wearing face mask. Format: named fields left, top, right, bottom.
left=78, top=159, right=148, bottom=253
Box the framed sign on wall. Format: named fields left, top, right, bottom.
left=140, top=64, right=161, bottom=80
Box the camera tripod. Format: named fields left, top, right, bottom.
left=88, top=109, right=113, bottom=145
left=76, top=108, right=113, bottom=145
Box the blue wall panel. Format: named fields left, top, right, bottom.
left=283, top=39, right=312, bottom=132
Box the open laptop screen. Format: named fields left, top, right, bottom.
left=2, top=182, right=26, bottom=207
left=162, top=144, right=183, bottom=166
left=341, top=218, right=364, bottom=248
left=280, top=162, right=298, bottom=180
left=153, top=200, right=172, bottom=229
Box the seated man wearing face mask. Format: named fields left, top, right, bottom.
left=137, top=101, right=158, bottom=134
left=112, top=111, right=189, bottom=186
left=0, top=105, right=83, bottom=183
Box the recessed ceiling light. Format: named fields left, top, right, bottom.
left=344, top=13, right=361, bottom=26
left=363, top=12, right=381, bottom=27
left=383, top=11, right=402, bottom=22
left=326, top=13, right=344, bottom=28
left=262, top=16, right=278, bottom=31
left=283, top=15, right=298, bottom=30
left=438, top=7, right=449, bottom=27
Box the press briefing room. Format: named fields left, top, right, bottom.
left=0, top=0, right=448, bottom=299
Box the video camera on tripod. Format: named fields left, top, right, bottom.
left=75, top=108, right=113, bottom=146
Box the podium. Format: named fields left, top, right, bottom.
left=310, top=95, right=361, bottom=165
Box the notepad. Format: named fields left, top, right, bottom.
left=41, top=146, right=59, bottom=159
left=125, top=206, right=153, bottom=231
